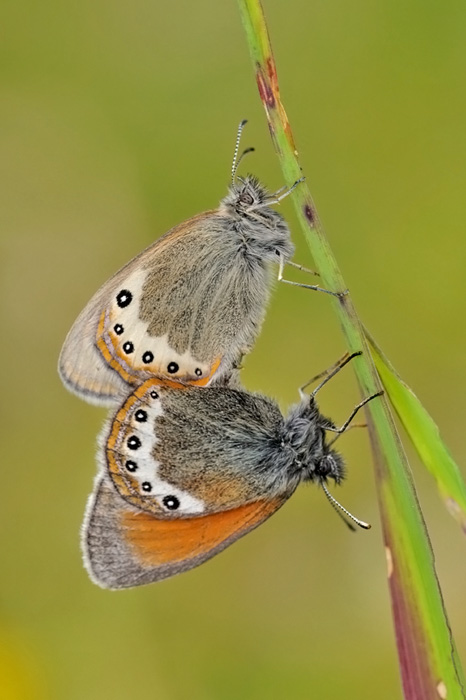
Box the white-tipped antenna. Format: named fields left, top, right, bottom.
left=231, top=119, right=248, bottom=183
left=321, top=481, right=371, bottom=531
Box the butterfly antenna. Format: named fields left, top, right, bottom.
left=231, top=119, right=248, bottom=183
left=321, top=481, right=371, bottom=531
left=235, top=147, right=255, bottom=174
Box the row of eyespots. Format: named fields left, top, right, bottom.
left=115, top=326, right=180, bottom=372
left=123, top=457, right=180, bottom=510
left=119, top=384, right=179, bottom=509
left=120, top=340, right=204, bottom=377
left=114, top=289, right=204, bottom=377
left=123, top=439, right=155, bottom=495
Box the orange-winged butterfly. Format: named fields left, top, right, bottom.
left=83, top=354, right=376, bottom=588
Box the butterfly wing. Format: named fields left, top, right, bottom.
left=81, top=379, right=296, bottom=588
left=59, top=212, right=274, bottom=406
left=101, top=378, right=292, bottom=517
left=82, top=475, right=289, bottom=588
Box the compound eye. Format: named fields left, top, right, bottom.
left=240, top=190, right=254, bottom=205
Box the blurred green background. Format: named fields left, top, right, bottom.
left=2, top=0, right=466, bottom=698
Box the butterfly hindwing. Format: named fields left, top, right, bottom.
left=83, top=475, right=289, bottom=589
left=102, top=378, right=295, bottom=518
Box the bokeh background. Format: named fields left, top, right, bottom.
left=2, top=0, right=466, bottom=698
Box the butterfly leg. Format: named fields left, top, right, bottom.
left=340, top=422, right=368, bottom=432
left=267, top=177, right=305, bottom=204
left=299, top=352, right=353, bottom=396
left=286, top=260, right=320, bottom=277
left=278, top=255, right=347, bottom=298
left=298, top=351, right=362, bottom=399
left=326, top=391, right=384, bottom=444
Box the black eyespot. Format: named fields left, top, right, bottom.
left=127, top=436, right=141, bottom=450
left=116, top=289, right=133, bottom=308
left=134, top=409, right=147, bottom=423
left=142, top=482, right=152, bottom=492
left=163, top=495, right=180, bottom=510
left=142, top=351, right=154, bottom=364
left=125, top=460, right=137, bottom=472
left=122, top=341, right=134, bottom=354
left=150, top=391, right=159, bottom=399
left=113, top=323, right=124, bottom=335
left=240, top=191, right=254, bottom=205
left=167, top=362, right=179, bottom=374
left=194, top=368, right=202, bottom=377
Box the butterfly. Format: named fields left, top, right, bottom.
left=83, top=354, right=375, bottom=589
left=58, top=121, right=317, bottom=407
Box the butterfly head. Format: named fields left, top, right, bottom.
left=281, top=396, right=345, bottom=487
left=220, top=175, right=294, bottom=260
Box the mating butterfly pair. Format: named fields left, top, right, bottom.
left=59, top=122, right=371, bottom=589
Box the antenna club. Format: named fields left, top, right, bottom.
left=321, top=480, right=371, bottom=531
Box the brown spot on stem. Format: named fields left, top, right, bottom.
left=256, top=64, right=275, bottom=109
left=304, top=204, right=315, bottom=224
left=436, top=680, right=447, bottom=698
left=266, top=57, right=278, bottom=88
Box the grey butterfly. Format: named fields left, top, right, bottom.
left=59, top=121, right=308, bottom=406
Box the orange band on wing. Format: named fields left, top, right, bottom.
left=97, top=310, right=137, bottom=386
left=121, top=498, right=286, bottom=566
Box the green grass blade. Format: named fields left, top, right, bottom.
left=237, top=1, right=466, bottom=697
left=367, top=332, right=466, bottom=533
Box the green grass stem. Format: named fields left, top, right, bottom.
left=237, top=1, right=465, bottom=697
